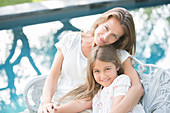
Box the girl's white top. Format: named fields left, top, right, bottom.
left=92, top=75, right=145, bottom=113
left=52, top=32, right=130, bottom=104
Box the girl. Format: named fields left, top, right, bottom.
left=38, top=7, right=144, bottom=113
left=53, top=45, right=145, bottom=113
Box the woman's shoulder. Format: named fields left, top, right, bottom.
left=55, top=31, right=82, bottom=56
left=116, top=49, right=131, bottom=64
left=116, top=49, right=130, bottom=56
left=58, top=31, right=82, bottom=40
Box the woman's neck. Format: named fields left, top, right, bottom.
left=81, top=33, right=94, bottom=58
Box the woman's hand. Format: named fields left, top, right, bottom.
left=38, top=102, right=58, bottom=113
left=38, top=49, right=64, bottom=113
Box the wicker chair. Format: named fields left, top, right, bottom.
left=23, top=56, right=170, bottom=113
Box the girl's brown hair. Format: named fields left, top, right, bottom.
left=58, top=45, right=124, bottom=104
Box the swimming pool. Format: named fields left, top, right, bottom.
left=0, top=4, right=170, bottom=113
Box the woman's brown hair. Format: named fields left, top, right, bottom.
left=91, top=7, right=136, bottom=55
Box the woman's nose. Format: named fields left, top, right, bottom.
left=103, top=32, right=110, bottom=41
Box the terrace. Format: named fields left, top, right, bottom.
left=0, top=0, right=169, bottom=112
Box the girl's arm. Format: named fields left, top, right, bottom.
left=54, top=100, right=92, bottom=113
left=38, top=48, right=64, bottom=113
left=111, top=57, right=144, bottom=113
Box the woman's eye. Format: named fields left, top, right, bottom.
left=104, top=26, right=108, bottom=30
left=113, top=34, right=118, bottom=38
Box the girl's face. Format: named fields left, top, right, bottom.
left=93, top=59, right=119, bottom=87
left=94, top=17, right=124, bottom=46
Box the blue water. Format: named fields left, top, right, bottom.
left=0, top=4, right=170, bottom=113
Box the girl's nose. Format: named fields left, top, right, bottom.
left=101, top=73, right=107, bottom=79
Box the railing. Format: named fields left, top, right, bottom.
left=0, top=0, right=169, bottom=112
left=0, top=0, right=169, bottom=30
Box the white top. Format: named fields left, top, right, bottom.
left=92, top=75, right=145, bottom=113
left=52, top=31, right=130, bottom=104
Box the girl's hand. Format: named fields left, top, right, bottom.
left=38, top=102, right=58, bottom=113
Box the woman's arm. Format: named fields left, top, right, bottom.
left=111, top=57, right=144, bottom=113
left=38, top=48, right=64, bottom=113
left=110, top=95, right=124, bottom=113
left=53, top=100, right=92, bottom=113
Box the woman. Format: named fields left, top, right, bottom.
left=38, top=7, right=144, bottom=113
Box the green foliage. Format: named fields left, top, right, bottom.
left=0, top=0, right=45, bottom=7
left=167, top=16, right=170, bottom=26
left=143, top=7, right=153, bottom=20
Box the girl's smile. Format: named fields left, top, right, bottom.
left=93, top=59, right=119, bottom=87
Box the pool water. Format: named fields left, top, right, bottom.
left=0, top=4, right=170, bottom=113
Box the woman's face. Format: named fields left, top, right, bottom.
left=94, top=17, right=124, bottom=46
left=93, top=59, right=119, bottom=87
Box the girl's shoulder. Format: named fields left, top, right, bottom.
left=106, top=75, right=131, bottom=98
left=114, top=75, right=131, bottom=83
left=109, top=74, right=131, bottom=88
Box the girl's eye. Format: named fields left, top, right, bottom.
left=93, top=70, right=99, bottom=73
left=106, top=68, right=110, bottom=71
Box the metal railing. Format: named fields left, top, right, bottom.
left=0, top=0, right=169, bottom=30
